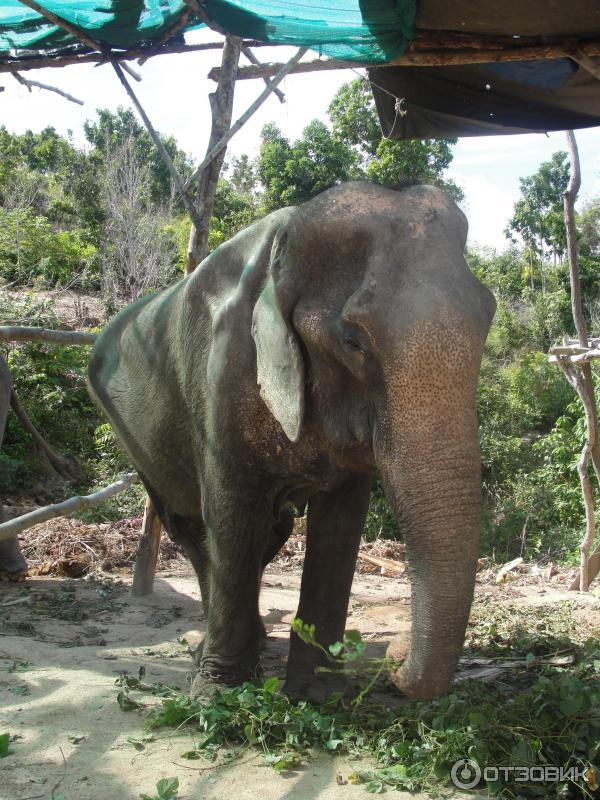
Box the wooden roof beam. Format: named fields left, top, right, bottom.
left=0, top=40, right=268, bottom=75
left=210, top=35, right=600, bottom=81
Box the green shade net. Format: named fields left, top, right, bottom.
left=204, top=1, right=415, bottom=63
left=0, top=0, right=415, bottom=63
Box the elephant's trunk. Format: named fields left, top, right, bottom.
left=375, top=314, right=484, bottom=700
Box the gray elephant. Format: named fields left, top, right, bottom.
left=88, top=182, right=495, bottom=701
left=0, top=353, right=28, bottom=580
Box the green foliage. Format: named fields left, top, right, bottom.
left=84, top=108, right=192, bottom=210
left=328, top=78, right=462, bottom=200
left=258, top=120, right=358, bottom=211
left=2, top=336, right=98, bottom=491
left=0, top=733, right=11, bottom=758
left=506, top=151, right=570, bottom=270
left=208, top=178, right=261, bottom=250
left=364, top=481, right=400, bottom=542
left=140, top=777, right=179, bottom=800
left=119, top=607, right=600, bottom=799
left=366, top=138, right=462, bottom=201
left=0, top=207, right=99, bottom=289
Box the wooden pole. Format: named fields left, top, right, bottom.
left=0, top=41, right=268, bottom=75
left=211, top=38, right=600, bottom=81
left=242, top=45, right=285, bottom=103
left=131, top=496, right=163, bottom=596
left=560, top=130, right=600, bottom=592
left=184, top=47, right=308, bottom=195
left=111, top=60, right=204, bottom=232
left=0, top=473, right=138, bottom=540
left=12, top=72, right=84, bottom=105
left=186, top=34, right=243, bottom=271
left=9, top=388, right=77, bottom=478
left=0, top=326, right=96, bottom=345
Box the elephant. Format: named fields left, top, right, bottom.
left=87, top=181, right=495, bottom=702
left=0, top=353, right=28, bottom=580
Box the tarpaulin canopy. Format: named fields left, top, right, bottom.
left=0, top=0, right=417, bottom=64
left=1, top=1, right=599, bottom=137
left=370, top=0, right=600, bottom=138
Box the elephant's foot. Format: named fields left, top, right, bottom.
left=0, top=567, right=28, bottom=582
left=285, top=670, right=358, bottom=705
left=0, top=538, right=28, bottom=581
left=190, top=664, right=263, bottom=700
left=191, top=622, right=268, bottom=669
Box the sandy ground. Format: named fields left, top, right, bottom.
left=1, top=562, right=598, bottom=800
left=0, top=565, right=417, bottom=800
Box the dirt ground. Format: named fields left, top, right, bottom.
left=2, top=552, right=599, bottom=800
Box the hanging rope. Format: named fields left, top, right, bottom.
left=350, top=67, right=407, bottom=139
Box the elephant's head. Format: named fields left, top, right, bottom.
left=251, top=182, right=496, bottom=700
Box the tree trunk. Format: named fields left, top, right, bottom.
left=561, top=130, right=600, bottom=591
left=186, top=35, right=242, bottom=273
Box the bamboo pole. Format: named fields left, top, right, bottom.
left=0, top=473, right=139, bottom=540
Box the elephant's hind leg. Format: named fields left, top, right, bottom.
left=190, top=486, right=272, bottom=698
left=164, top=511, right=210, bottom=614
left=162, top=511, right=210, bottom=669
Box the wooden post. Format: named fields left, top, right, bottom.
left=186, top=34, right=242, bottom=272
left=131, top=496, right=163, bottom=596
left=559, top=131, right=600, bottom=592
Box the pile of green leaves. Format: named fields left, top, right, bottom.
left=116, top=609, right=600, bottom=799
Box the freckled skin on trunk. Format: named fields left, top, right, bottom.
left=87, top=182, right=495, bottom=701
left=375, top=313, right=488, bottom=700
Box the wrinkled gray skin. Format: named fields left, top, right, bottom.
left=88, top=182, right=495, bottom=702
left=0, top=353, right=28, bottom=579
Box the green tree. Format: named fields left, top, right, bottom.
left=229, top=154, right=259, bottom=197
left=84, top=108, right=192, bottom=209
left=208, top=177, right=261, bottom=250
left=258, top=120, right=358, bottom=211
left=505, top=152, right=570, bottom=291
left=328, top=78, right=462, bottom=200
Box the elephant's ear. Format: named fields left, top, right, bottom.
left=251, top=233, right=304, bottom=443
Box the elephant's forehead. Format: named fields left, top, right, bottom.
left=294, top=184, right=456, bottom=239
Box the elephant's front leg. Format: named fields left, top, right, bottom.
left=190, top=491, right=270, bottom=698
left=286, top=474, right=372, bottom=702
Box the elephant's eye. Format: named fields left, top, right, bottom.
left=343, top=333, right=366, bottom=355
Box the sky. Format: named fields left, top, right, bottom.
left=2, top=28, right=599, bottom=251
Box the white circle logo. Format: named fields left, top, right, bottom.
left=451, top=758, right=482, bottom=790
